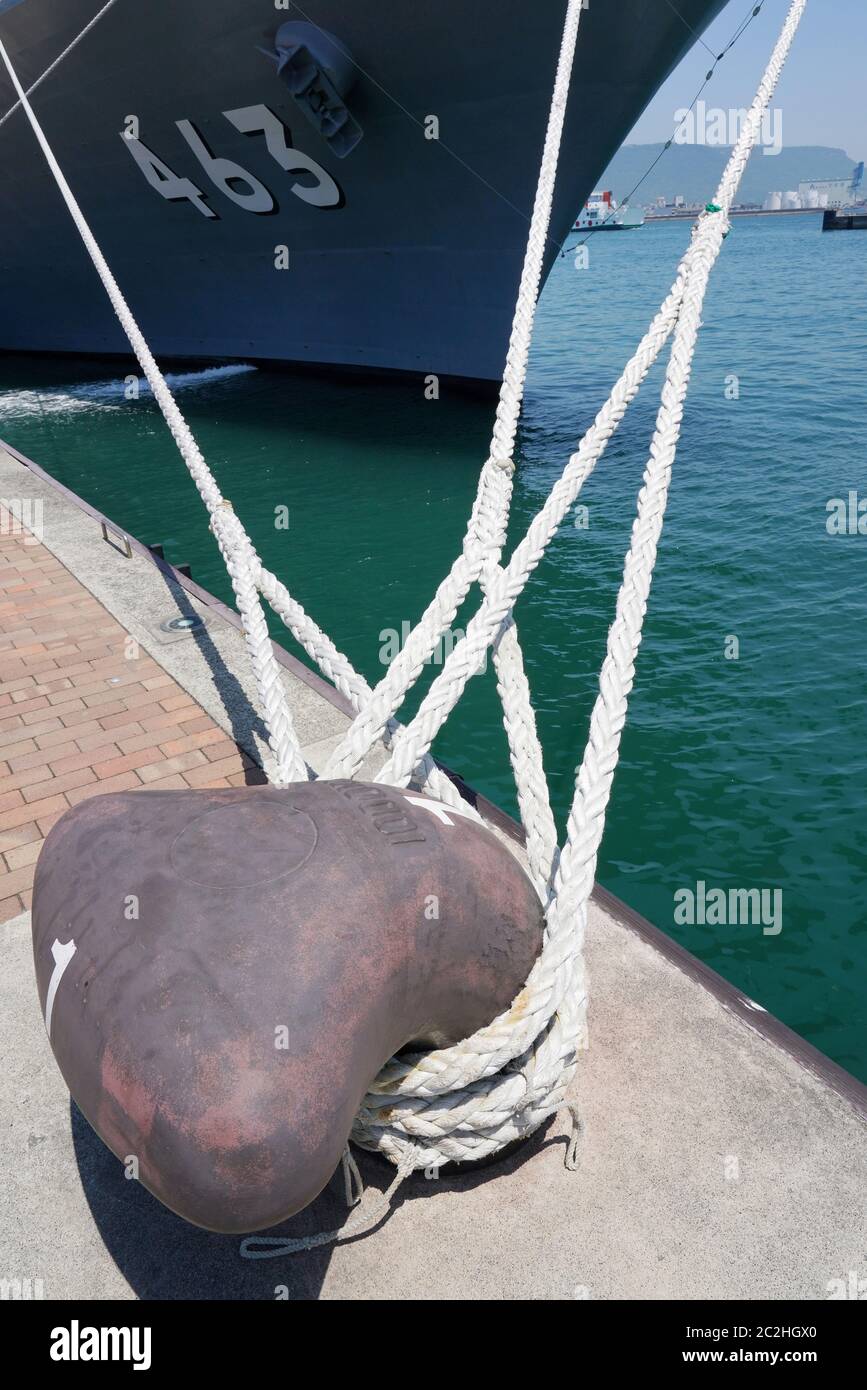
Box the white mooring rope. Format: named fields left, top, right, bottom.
left=0, top=0, right=809, bottom=1253
left=322, top=0, right=586, bottom=896
left=0, top=0, right=120, bottom=132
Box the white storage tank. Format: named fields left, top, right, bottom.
left=782, top=190, right=801, bottom=209
left=804, top=187, right=820, bottom=208
left=763, top=191, right=782, bottom=211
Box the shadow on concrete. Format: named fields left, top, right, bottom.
left=72, top=1101, right=561, bottom=1300
left=151, top=563, right=270, bottom=786
left=71, top=1101, right=332, bottom=1300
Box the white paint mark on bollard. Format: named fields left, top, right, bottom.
left=404, top=796, right=478, bottom=828
left=44, top=938, right=76, bottom=1038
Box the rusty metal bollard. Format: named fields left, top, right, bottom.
left=32, top=780, right=543, bottom=1233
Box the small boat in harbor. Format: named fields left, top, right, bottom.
left=574, top=189, right=645, bottom=231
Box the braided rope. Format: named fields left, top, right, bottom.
left=459, top=0, right=585, bottom=891
left=0, top=38, right=310, bottom=786
left=256, top=561, right=469, bottom=810
left=347, top=0, right=809, bottom=1151
left=2, top=0, right=809, bottom=1239
left=0, top=26, right=464, bottom=802
left=323, top=1, right=585, bottom=892
left=0, top=0, right=120, bottom=131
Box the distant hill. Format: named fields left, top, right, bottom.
left=597, top=145, right=860, bottom=208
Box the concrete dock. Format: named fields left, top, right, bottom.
left=822, top=207, right=867, bottom=231
left=1, top=441, right=865, bottom=1300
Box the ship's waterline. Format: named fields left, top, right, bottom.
left=0, top=0, right=727, bottom=379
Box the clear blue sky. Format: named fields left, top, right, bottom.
left=628, top=0, right=865, bottom=155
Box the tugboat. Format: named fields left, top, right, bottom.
left=574, top=189, right=645, bottom=231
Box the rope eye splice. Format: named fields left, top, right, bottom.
left=3, top=0, right=809, bottom=1256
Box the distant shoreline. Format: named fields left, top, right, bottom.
left=644, top=207, right=823, bottom=222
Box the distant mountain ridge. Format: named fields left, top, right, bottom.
left=597, top=145, right=860, bottom=208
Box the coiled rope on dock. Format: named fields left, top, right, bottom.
left=0, top=0, right=809, bottom=1253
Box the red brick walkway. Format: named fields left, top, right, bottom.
left=0, top=509, right=264, bottom=923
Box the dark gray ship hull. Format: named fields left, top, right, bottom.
left=0, top=0, right=728, bottom=381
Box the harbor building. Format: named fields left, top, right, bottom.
left=799, top=164, right=864, bottom=209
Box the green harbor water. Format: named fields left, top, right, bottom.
left=2, top=212, right=865, bottom=1079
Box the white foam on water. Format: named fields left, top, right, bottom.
left=0, top=363, right=257, bottom=420
left=0, top=388, right=122, bottom=420
left=162, top=363, right=258, bottom=392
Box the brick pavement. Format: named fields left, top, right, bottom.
left=0, top=507, right=265, bottom=922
